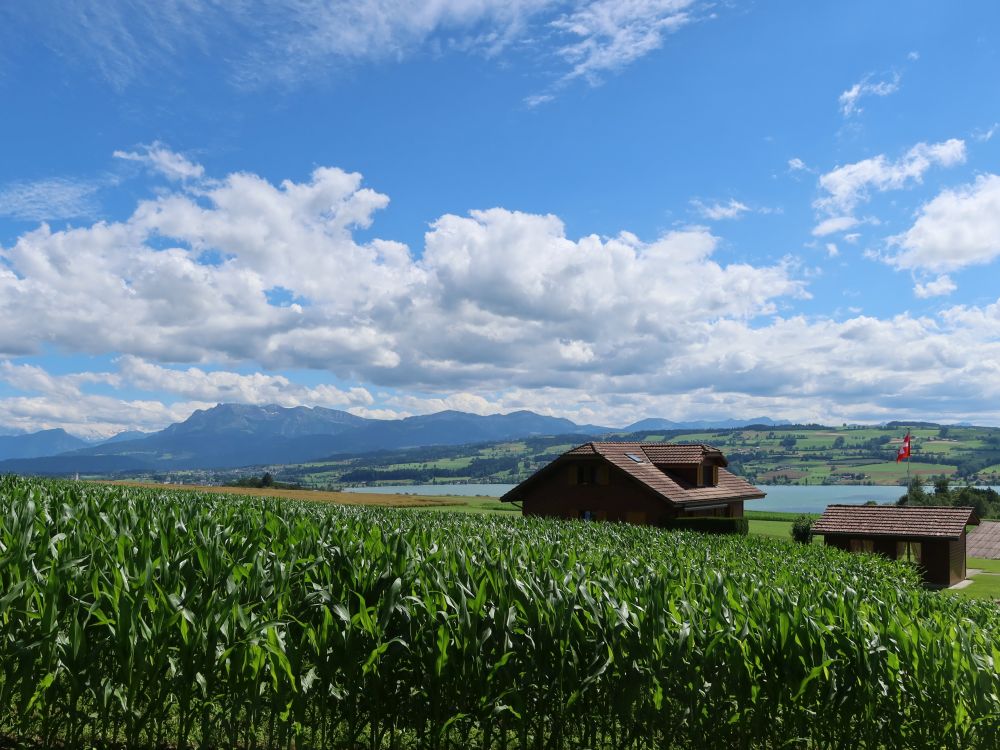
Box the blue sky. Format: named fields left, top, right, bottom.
left=1, top=0, right=999, bottom=437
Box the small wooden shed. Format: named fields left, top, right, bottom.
left=813, top=505, right=980, bottom=586
left=499, top=442, right=765, bottom=525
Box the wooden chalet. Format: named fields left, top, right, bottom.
left=813, top=504, right=980, bottom=587
left=500, top=442, right=765, bottom=525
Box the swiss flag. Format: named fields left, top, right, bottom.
left=896, top=432, right=911, bottom=463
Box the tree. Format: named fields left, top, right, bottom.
left=898, top=476, right=927, bottom=506
left=791, top=515, right=814, bottom=544
left=832, top=436, right=845, bottom=449
left=933, top=475, right=950, bottom=497
left=261, top=471, right=274, bottom=487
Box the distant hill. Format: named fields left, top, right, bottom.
left=0, top=429, right=89, bottom=461
left=623, top=416, right=790, bottom=432
left=0, top=454, right=153, bottom=476
left=309, top=409, right=612, bottom=457
left=46, top=404, right=613, bottom=471
left=98, top=430, right=150, bottom=445
left=0, top=405, right=811, bottom=475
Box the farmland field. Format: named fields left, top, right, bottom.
left=2, top=477, right=999, bottom=749
left=95, top=480, right=467, bottom=508
left=163, top=423, right=1000, bottom=491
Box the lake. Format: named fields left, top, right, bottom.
left=342, top=483, right=986, bottom=514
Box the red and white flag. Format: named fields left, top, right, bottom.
left=896, top=431, right=911, bottom=463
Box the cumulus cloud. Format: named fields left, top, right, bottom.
left=0, top=156, right=804, bottom=397
left=691, top=198, right=750, bottom=220
left=838, top=72, right=900, bottom=117
left=6, top=153, right=1000, bottom=432
left=0, top=361, right=213, bottom=438
left=116, top=356, right=373, bottom=408
left=886, top=174, right=1000, bottom=273
left=814, top=139, right=966, bottom=217
left=913, top=275, right=956, bottom=299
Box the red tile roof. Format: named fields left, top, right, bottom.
left=504, top=441, right=764, bottom=506
left=813, top=505, right=980, bottom=540
left=566, top=441, right=724, bottom=465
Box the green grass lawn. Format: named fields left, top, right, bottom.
left=969, top=557, right=1000, bottom=573
left=748, top=519, right=796, bottom=540
left=948, top=574, right=1000, bottom=600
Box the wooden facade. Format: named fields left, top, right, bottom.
left=814, top=505, right=980, bottom=587
left=500, top=442, right=763, bottom=526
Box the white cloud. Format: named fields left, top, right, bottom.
left=973, top=123, right=998, bottom=142
left=691, top=198, right=750, bottom=220
left=6, top=155, right=1000, bottom=432
left=524, top=93, right=555, bottom=108
left=0, top=177, right=101, bottom=221
left=825, top=243, right=839, bottom=258
left=843, top=233, right=861, bottom=244
left=0, top=361, right=214, bottom=439
left=913, top=275, right=956, bottom=299
left=0, top=156, right=811, bottom=425
left=551, top=0, right=696, bottom=84
left=812, top=216, right=858, bottom=237
left=788, top=157, right=808, bottom=172
left=886, top=174, right=1000, bottom=273
left=838, top=72, right=900, bottom=117
left=814, top=138, right=966, bottom=217
left=114, top=142, right=205, bottom=181
left=116, top=356, right=373, bottom=408
left=10, top=1, right=708, bottom=97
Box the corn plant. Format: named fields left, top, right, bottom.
left=0, top=475, right=998, bottom=748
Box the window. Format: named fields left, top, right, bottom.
left=850, top=538, right=875, bottom=553
left=701, top=464, right=717, bottom=486
left=897, top=541, right=922, bottom=562
left=624, top=452, right=644, bottom=463
left=576, top=463, right=598, bottom=485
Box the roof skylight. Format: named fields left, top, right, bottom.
left=624, top=452, right=645, bottom=463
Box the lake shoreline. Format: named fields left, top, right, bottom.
left=346, top=482, right=1000, bottom=515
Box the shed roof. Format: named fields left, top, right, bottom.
left=967, top=521, right=1000, bottom=559
left=813, top=505, right=980, bottom=540
left=503, top=441, right=764, bottom=507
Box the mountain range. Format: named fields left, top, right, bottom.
left=0, top=404, right=789, bottom=474
left=0, top=429, right=89, bottom=461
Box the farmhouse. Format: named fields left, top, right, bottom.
left=500, top=442, right=765, bottom=525
left=813, top=504, right=980, bottom=587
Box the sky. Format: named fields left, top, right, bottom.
left=1, top=1, right=1000, bottom=438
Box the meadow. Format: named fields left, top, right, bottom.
left=173, top=424, right=1000, bottom=491
left=1, top=476, right=999, bottom=749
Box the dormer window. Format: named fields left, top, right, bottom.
left=659, top=463, right=697, bottom=485
left=701, top=463, right=718, bottom=486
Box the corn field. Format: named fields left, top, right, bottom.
left=0, top=476, right=998, bottom=749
